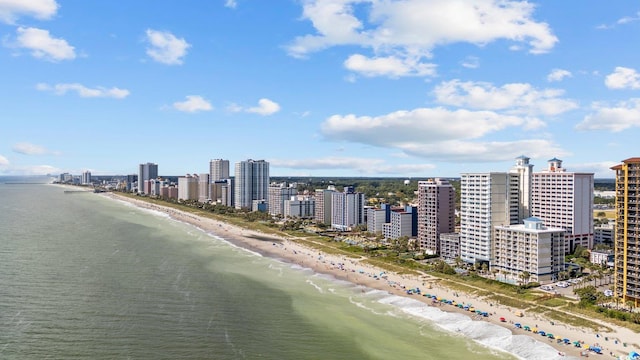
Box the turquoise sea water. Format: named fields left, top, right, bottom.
left=0, top=182, right=565, bottom=359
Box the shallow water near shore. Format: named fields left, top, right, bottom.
left=0, top=183, right=568, bottom=359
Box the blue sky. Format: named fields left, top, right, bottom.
left=1, top=0, right=639, bottom=178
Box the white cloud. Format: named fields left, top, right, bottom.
left=320, top=106, right=568, bottom=163
left=460, top=56, right=480, bottom=69
left=270, top=156, right=435, bottom=175
left=11, top=27, right=75, bottom=61
left=172, top=95, right=213, bottom=113
left=145, top=29, right=191, bottom=65
left=11, top=142, right=60, bottom=156
left=287, top=0, right=557, bottom=78
left=576, top=99, right=640, bottom=132
left=597, top=12, right=640, bottom=30
left=547, top=68, right=572, bottom=82
left=570, top=161, right=619, bottom=178
left=36, top=83, right=130, bottom=98
left=0, top=154, right=9, bottom=166
left=605, top=67, right=640, bottom=89
left=617, top=11, right=640, bottom=25
left=246, top=98, right=281, bottom=115
left=0, top=0, right=58, bottom=24
left=400, top=139, right=568, bottom=162
left=224, top=0, right=237, bottom=9
left=433, top=79, right=578, bottom=116
left=344, top=54, right=436, bottom=77
left=321, top=107, right=523, bottom=146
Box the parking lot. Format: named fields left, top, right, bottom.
left=538, top=278, right=613, bottom=300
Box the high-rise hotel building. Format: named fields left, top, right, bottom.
left=459, top=157, right=531, bottom=265
left=234, top=159, right=269, bottom=210
left=314, top=186, right=336, bottom=225
left=209, top=159, right=230, bottom=204
left=611, top=157, right=640, bottom=306
left=331, top=186, right=365, bottom=231
left=138, top=162, right=158, bottom=194
left=531, top=158, right=594, bottom=253
left=417, top=178, right=455, bottom=255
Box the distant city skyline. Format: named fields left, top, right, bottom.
left=2, top=1, right=640, bottom=178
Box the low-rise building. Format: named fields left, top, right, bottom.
left=493, top=217, right=565, bottom=284
left=439, top=233, right=460, bottom=262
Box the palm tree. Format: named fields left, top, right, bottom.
left=481, top=263, right=488, bottom=275
left=626, top=300, right=635, bottom=312
left=519, top=271, right=531, bottom=286
left=491, top=268, right=499, bottom=279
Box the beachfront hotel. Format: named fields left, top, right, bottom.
left=493, top=217, right=565, bottom=284
left=234, top=159, right=269, bottom=210
left=268, top=182, right=297, bottom=216
left=459, top=172, right=520, bottom=265
left=314, top=187, right=336, bottom=225
left=611, top=157, right=640, bottom=306
left=531, top=158, right=594, bottom=254
left=383, top=206, right=417, bottom=240
left=209, top=159, right=230, bottom=204
left=459, top=157, right=534, bottom=265
left=417, top=178, right=456, bottom=255
left=178, top=174, right=198, bottom=201
left=138, top=162, right=158, bottom=194
left=81, top=170, right=92, bottom=185
left=331, top=186, right=365, bottom=231
left=367, top=204, right=391, bottom=234
left=283, top=195, right=315, bottom=219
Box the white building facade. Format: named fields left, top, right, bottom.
left=284, top=196, right=315, bottom=218
left=268, top=183, right=297, bottom=216
left=314, top=187, right=336, bottom=225
left=331, top=186, right=365, bottom=231
left=178, top=174, right=199, bottom=201
left=493, top=217, right=565, bottom=284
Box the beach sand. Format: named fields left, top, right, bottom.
left=102, top=192, right=639, bottom=359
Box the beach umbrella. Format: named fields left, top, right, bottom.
left=499, top=317, right=506, bottom=322
left=514, top=323, right=521, bottom=328
left=563, top=338, right=570, bottom=344
left=547, top=333, right=554, bottom=339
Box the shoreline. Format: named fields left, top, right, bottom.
left=100, top=191, right=638, bottom=360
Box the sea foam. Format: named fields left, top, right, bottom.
left=375, top=292, right=577, bottom=360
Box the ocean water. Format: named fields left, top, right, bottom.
left=0, top=182, right=567, bottom=359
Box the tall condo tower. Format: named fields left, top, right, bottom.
left=460, top=157, right=536, bottom=265
left=138, top=162, right=158, bottom=194
left=234, top=159, right=269, bottom=210
left=331, top=186, right=365, bottom=231
left=314, top=187, right=336, bottom=225
left=417, top=178, right=455, bottom=255
left=611, top=157, right=640, bottom=306
left=209, top=159, right=230, bottom=181
left=81, top=171, right=92, bottom=185
left=459, top=172, right=512, bottom=264
left=209, top=159, right=230, bottom=204
left=531, top=158, right=594, bottom=253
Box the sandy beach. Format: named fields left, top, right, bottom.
left=102, top=192, right=639, bottom=360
